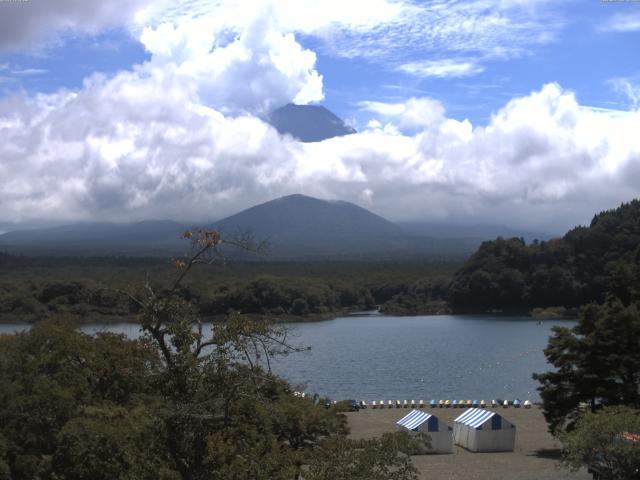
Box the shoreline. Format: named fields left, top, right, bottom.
left=0, top=307, right=579, bottom=326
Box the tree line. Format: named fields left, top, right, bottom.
left=0, top=257, right=457, bottom=323
left=449, top=200, right=640, bottom=310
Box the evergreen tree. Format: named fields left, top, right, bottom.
left=534, top=300, right=640, bottom=433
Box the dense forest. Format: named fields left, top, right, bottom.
left=2, top=200, right=640, bottom=323
left=449, top=200, right=640, bottom=311
left=0, top=255, right=456, bottom=323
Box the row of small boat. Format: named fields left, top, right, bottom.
left=364, top=399, right=532, bottom=409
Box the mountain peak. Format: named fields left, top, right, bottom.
left=268, top=103, right=356, bottom=142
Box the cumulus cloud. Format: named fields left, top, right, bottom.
left=1, top=0, right=639, bottom=232
left=2, top=73, right=640, bottom=232
left=139, top=11, right=323, bottom=115
left=358, top=98, right=446, bottom=131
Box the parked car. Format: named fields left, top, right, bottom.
left=345, top=399, right=360, bottom=412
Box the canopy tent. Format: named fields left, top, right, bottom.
left=396, top=409, right=453, bottom=454
left=453, top=408, right=515, bottom=452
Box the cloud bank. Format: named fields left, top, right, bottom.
left=0, top=0, right=639, bottom=232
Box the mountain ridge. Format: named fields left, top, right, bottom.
left=0, top=194, right=546, bottom=260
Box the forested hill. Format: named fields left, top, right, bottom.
left=448, top=200, right=640, bottom=310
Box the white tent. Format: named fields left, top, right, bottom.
left=396, top=409, right=453, bottom=454
left=453, top=408, right=515, bottom=452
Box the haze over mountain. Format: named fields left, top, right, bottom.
left=211, top=194, right=423, bottom=258
left=268, top=104, right=356, bottom=142
left=0, top=220, right=186, bottom=256
left=0, top=194, right=553, bottom=259
left=397, top=222, right=554, bottom=243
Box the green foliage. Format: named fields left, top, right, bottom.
left=0, top=320, right=161, bottom=479
left=380, top=277, right=450, bottom=315
left=450, top=200, right=640, bottom=310
left=560, top=406, right=640, bottom=479
left=305, top=432, right=419, bottom=480
left=0, top=232, right=419, bottom=479
left=0, top=255, right=459, bottom=322
left=53, top=405, right=171, bottom=480
left=533, top=300, right=640, bottom=434
left=202, top=276, right=375, bottom=317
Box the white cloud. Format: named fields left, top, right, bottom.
left=311, top=0, right=563, bottom=61
left=139, top=12, right=324, bottom=115
left=599, top=12, right=640, bottom=33
left=138, top=0, right=405, bottom=35
left=1, top=76, right=640, bottom=232
left=10, top=68, right=48, bottom=76
left=358, top=98, right=446, bottom=130
left=398, top=59, right=485, bottom=78
left=609, top=77, right=640, bottom=110
left=0, top=0, right=639, bottom=232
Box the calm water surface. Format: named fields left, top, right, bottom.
left=0, top=314, right=575, bottom=401
left=270, top=313, right=576, bottom=401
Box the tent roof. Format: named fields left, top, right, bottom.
left=397, top=409, right=432, bottom=430
left=454, top=408, right=497, bottom=429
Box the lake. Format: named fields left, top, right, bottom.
left=0, top=313, right=575, bottom=402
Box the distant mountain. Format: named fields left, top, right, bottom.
left=268, top=104, right=356, bottom=142
left=211, top=194, right=428, bottom=259
left=0, top=220, right=186, bottom=256
left=0, top=195, right=552, bottom=260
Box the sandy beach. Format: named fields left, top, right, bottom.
left=346, top=406, right=591, bottom=480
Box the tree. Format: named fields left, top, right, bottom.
left=561, top=406, right=640, bottom=480
left=533, top=300, right=640, bottom=434
left=0, top=321, right=161, bottom=479
left=0, top=230, right=418, bottom=479
left=52, top=406, right=171, bottom=480
left=305, top=432, right=419, bottom=480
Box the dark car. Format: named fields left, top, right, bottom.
left=346, top=399, right=360, bottom=412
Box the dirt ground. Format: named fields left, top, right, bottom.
left=345, top=405, right=591, bottom=480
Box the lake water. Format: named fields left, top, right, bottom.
left=0, top=313, right=575, bottom=402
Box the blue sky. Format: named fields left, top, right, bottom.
left=0, top=0, right=639, bottom=231
left=2, top=0, right=638, bottom=124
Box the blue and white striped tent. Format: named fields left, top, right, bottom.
left=453, top=408, right=515, bottom=452
left=396, top=409, right=453, bottom=453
